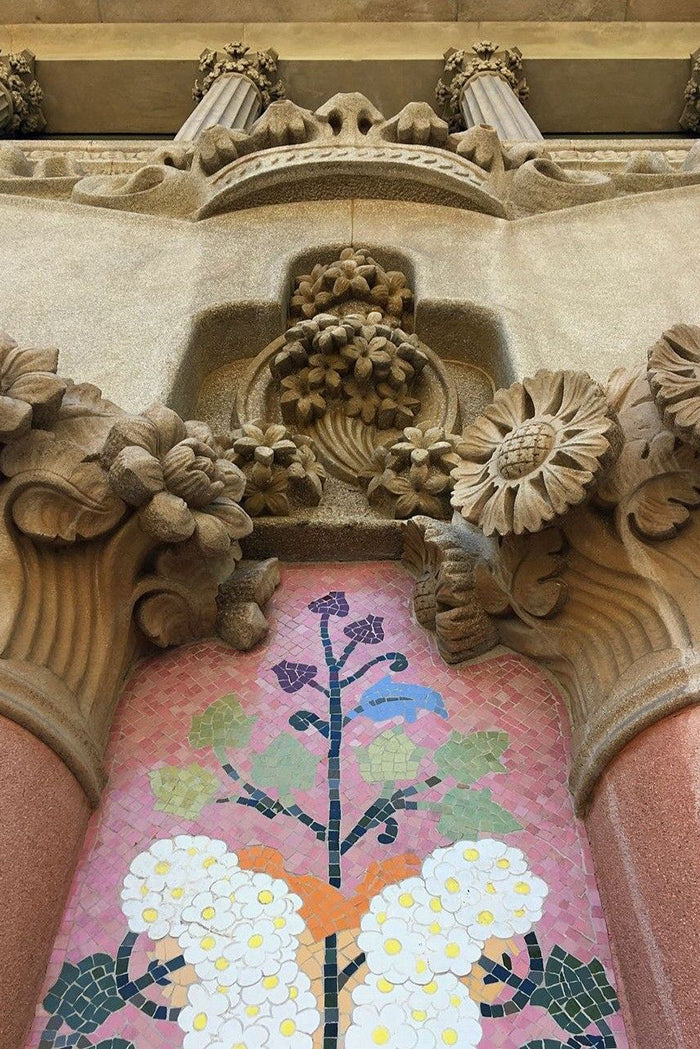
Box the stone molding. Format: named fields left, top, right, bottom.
left=405, top=324, right=700, bottom=812
left=0, top=49, right=45, bottom=137
left=0, top=332, right=258, bottom=804
left=680, top=46, right=700, bottom=134
left=1, top=99, right=698, bottom=220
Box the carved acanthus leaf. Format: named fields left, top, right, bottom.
left=135, top=543, right=223, bottom=648
left=474, top=527, right=568, bottom=620
left=403, top=515, right=499, bottom=663
left=0, top=431, right=127, bottom=543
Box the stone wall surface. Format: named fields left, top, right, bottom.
left=0, top=187, right=698, bottom=415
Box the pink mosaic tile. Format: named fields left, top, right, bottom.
left=28, top=562, right=627, bottom=1049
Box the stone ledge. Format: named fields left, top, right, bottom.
left=0, top=21, right=698, bottom=133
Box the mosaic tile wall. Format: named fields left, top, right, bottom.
left=29, top=562, right=627, bottom=1049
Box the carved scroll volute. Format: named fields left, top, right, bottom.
left=442, top=332, right=700, bottom=812
left=0, top=333, right=253, bottom=804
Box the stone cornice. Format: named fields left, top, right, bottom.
left=0, top=21, right=696, bottom=134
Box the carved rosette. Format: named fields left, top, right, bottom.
left=0, top=49, right=46, bottom=136
left=451, top=370, right=621, bottom=536
left=399, top=326, right=700, bottom=812
left=0, top=333, right=254, bottom=805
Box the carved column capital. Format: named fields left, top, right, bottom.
left=407, top=324, right=700, bottom=812
left=0, top=332, right=256, bottom=803
left=0, top=49, right=46, bottom=137
left=436, top=41, right=541, bottom=140
left=176, top=43, right=285, bottom=141
left=680, top=46, right=700, bottom=134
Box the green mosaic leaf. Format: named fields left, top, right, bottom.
left=149, top=763, right=219, bottom=820
left=437, top=786, right=522, bottom=841
left=251, top=733, right=320, bottom=794
left=356, top=726, right=428, bottom=784
left=531, top=945, right=619, bottom=1035
left=435, top=730, right=509, bottom=785
left=189, top=693, right=255, bottom=751
left=43, top=954, right=125, bottom=1033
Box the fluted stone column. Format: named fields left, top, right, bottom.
left=437, top=41, right=543, bottom=142
left=175, top=42, right=284, bottom=143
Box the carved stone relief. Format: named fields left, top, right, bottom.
left=0, top=49, right=45, bottom=137
left=403, top=324, right=700, bottom=813
left=0, top=331, right=282, bottom=804
left=680, top=46, right=700, bottom=134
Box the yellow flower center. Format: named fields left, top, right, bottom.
left=171, top=887, right=184, bottom=900
left=154, top=860, right=170, bottom=875
left=424, top=981, right=438, bottom=995
left=398, top=892, right=414, bottom=908
left=430, top=897, right=442, bottom=913
left=373, top=1027, right=390, bottom=1045
left=280, top=1020, right=296, bottom=1037
left=497, top=858, right=510, bottom=869
left=246, top=1005, right=259, bottom=1017
left=515, top=881, right=531, bottom=895
left=442, top=1029, right=458, bottom=1046
left=376, top=911, right=387, bottom=925
left=446, top=942, right=460, bottom=959
left=485, top=882, right=497, bottom=894
left=258, top=889, right=274, bottom=904
left=290, top=986, right=298, bottom=1000
left=477, top=910, right=494, bottom=925
left=263, top=975, right=279, bottom=989
left=214, top=957, right=229, bottom=971
left=384, top=938, right=402, bottom=955
left=412, top=1010, right=427, bottom=1021
left=248, top=934, right=263, bottom=948
left=377, top=977, right=394, bottom=993
left=274, top=917, right=286, bottom=929
left=203, top=856, right=218, bottom=868
left=463, top=848, right=479, bottom=861
left=201, top=906, right=216, bottom=920
left=200, top=935, right=216, bottom=950
left=415, top=959, right=427, bottom=974
left=141, top=908, right=158, bottom=923
left=193, top=1013, right=207, bottom=1032
left=445, top=877, right=460, bottom=894
left=429, top=922, right=441, bottom=934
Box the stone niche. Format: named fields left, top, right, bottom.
left=192, top=245, right=495, bottom=560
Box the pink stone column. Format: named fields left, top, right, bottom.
left=586, top=705, right=700, bottom=1049
left=0, top=714, right=90, bottom=1049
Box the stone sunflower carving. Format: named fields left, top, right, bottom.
left=451, top=370, right=619, bottom=536
left=647, top=324, right=700, bottom=449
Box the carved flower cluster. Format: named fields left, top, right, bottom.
left=0, top=51, right=45, bottom=135
left=0, top=331, right=66, bottom=444
left=226, top=421, right=326, bottom=516
left=271, top=312, right=427, bottom=431
left=362, top=423, right=463, bottom=519
left=452, top=370, right=621, bottom=536
left=290, top=247, right=413, bottom=328
left=193, top=42, right=284, bottom=110
left=101, top=404, right=252, bottom=556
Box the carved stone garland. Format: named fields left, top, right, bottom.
left=405, top=324, right=700, bottom=812
left=0, top=331, right=268, bottom=805
left=0, top=49, right=45, bottom=137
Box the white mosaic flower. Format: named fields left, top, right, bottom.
left=178, top=925, right=231, bottom=970
left=227, top=917, right=296, bottom=983
left=188, top=938, right=242, bottom=986
left=210, top=869, right=257, bottom=908
left=177, top=983, right=229, bottom=1049
left=346, top=1001, right=419, bottom=1049
left=349, top=973, right=481, bottom=1049
left=209, top=1016, right=268, bottom=1049
left=241, top=961, right=303, bottom=1007
left=237, top=872, right=303, bottom=921
left=182, top=889, right=240, bottom=934
left=457, top=897, right=519, bottom=942
left=371, top=876, right=432, bottom=922
left=424, top=923, right=481, bottom=976
left=121, top=890, right=178, bottom=941
left=172, top=834, right=233, bottom=883
left=439, top=839, right=529, bottom=882
left=259, top=987, right=321, bottom=1049
left=420, top=857, right=483, bottom=916
left=358, top=915, right=431, bottom=985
